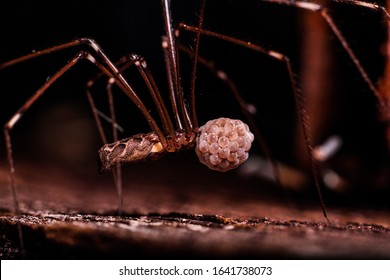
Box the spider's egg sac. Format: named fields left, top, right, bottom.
left=195, top=117, right=254, bottom=172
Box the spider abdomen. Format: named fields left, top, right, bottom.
left=98, top=132, right=167, bottom=173
left=195, top=117, right=254, bottom=172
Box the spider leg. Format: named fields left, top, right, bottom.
left=1, top=39, right=171, bottom=215
left=125, top=54, right=176, bottom=139
left=187, top=0, right=206, bottom=130
left=86, top=59, right=130, bottom=215
left=4, top=51, right=89, bottom=215
left=1, top=39, right=172, bottom=248
left=162, top=0, right=194, bottom=134
left=263, top=0, right=389, bottom=118
left=199, top=0, right=387, bottom=107
left=330, top=0, right=390, bottom=20
left=87, top=53, right=180, bottom=211
left=178, top=44, right=283, bottom=190
left=178, top=24, right=332, bottom=224
left=106, top=78, right=122, bottom=214
left=1, top=38, right=167, bottom=146
left=85, top=55, right=136, bottom=145
left=3, top=51, right=88, bottom=254
left=91, top=54, right=177, bottom=146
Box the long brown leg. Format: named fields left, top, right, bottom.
left=4, top=52, right=89, bottom=215
left=188, top=0, right=206, bottom=130
left=91, top=54, right=177, bottom=144
left=178, top=44, right=283, bottom=191
left=162, top=0, right=193, bottom=133
left=86, top=75, right=124, bottom=214
left=1, top=38, right=167, bottom=146
left=3, top=52, right=89, bottom=253
left=1, top=42, right=170, bottom=249
left=4, top=50, right=137, bottom=216
left=262, top=0, right=389, bottom=114
left=2, top=40, right=172, bottom=217
left=178, top=24, right=331, bottom=223
left=87, top=51, right=182, bottom=211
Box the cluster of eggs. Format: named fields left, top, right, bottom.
left=195, top=117, right=254, bottom=172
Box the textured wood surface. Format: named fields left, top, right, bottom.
left=1, top=153, right=390, bottom=259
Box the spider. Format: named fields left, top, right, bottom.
left=1, top=0, right=389, bottom=254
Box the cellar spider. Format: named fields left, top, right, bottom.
left=1, top=0, right=389, bottom=254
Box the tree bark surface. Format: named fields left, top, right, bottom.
left=1, top=156, right=390, bottom=259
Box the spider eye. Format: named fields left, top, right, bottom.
left=195, top=117, right=254, bottom=172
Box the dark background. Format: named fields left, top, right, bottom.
left=2, top=0, right=390, bottom=260
left=0, top=0, right=388, bottom=198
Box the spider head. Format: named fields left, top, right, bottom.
left=194, top=117, right=254, bottom=172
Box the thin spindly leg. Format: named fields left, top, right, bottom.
left=161, top=37, right=183, bottom=130
left=95, top=54, right=177, bottom=144
left=1, top=38, right=167, bottom=147
left=262, top=0, right=390, bottom=194
left=85, top=57, right=134, bottom=146
left=178, top=24, right=331, bottom=223
left=162, top=0, right=193, bottom=133
left=106, top=80, right=123, bottom=214
left=160, top=0, right=203, bottom=134
left=4, top=51, right=89, bottom=216
left=86, top=55, right=138, bottom=214
left=126, top=54, right=176, bottom=139
left=85, top=52, right=179, bottom=212
left=2, top=39, right=172, bottom=227
left=263, top=0, right=389, bottom=115
left=86, top=73, right=124, bottom=214
left=187, top=0, right=206, bottom=129
left=4, top=51, right=128, bottom=215
left=178, top=44, right=283, bottom=191
left=3, top=51, right=88, bottom=253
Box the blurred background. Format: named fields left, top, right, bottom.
left=0, top=0, right=389, bottom=208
